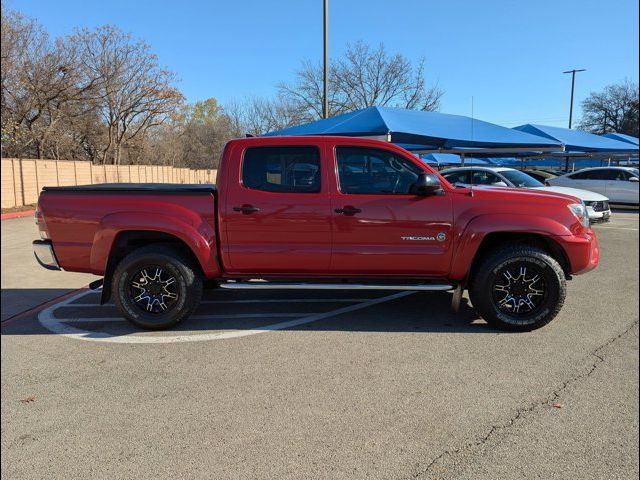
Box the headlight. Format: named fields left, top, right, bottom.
left=568, top=203, right=590, bottom=228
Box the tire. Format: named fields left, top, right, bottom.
left=469, top=245, right=566, bottom=332
left=112, top=244, right=203, bottom=330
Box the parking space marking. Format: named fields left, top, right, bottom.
left=593, top=226, right=639, bottom=231
left=58, top=313, right=316, bottom=323
left=38, top=290, right=414, bottom=344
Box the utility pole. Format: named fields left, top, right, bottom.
left=563, top=69, right=585, bottom=172
left=322, top=0, right=329, bottom=119
left=563, top=69, right=585, bottom=129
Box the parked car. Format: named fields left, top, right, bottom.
left=523, top=169, right=558, bottom=185
left=547, top=167, right=639, bottom=205
left=440, top=167, right=611, bottom=222
left=34, top=136, right=600, bottom=332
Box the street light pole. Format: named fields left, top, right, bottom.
left=563, top=69, right=585, bottom=129
left=323, top=0, right=329, bottom=119
left=562, top=69, right=585, bottom=172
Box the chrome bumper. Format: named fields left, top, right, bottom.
left=33, top=240, right=61, bottom=270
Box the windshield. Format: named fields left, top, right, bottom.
left=500, top=170, right=545, bottom=188
left=630, top=168, right=639, bottom=178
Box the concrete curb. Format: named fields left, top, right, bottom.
left=1, top=209, right=35, bottom=220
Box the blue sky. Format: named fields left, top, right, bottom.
left=7, top=0, right=639, bottom=127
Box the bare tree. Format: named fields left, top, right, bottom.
left=224, top=96, right=301, bottom=136
left=579, top=80, right=639, bottom=136
left=71, top=26, right=184, bottom=164
left=0, top=8, right=68, bottom=158
left=278, top=41, right=443, bottom=122
left=1, top=10, right=98, bottom=160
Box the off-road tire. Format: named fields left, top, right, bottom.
left=112, top=244, right=203, bottom=330
left=469, top=245, right=566, bottom=331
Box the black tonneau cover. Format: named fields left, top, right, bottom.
left=42, top=183, right=216, bottom=194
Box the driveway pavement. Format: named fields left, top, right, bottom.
left=1, top=216, right=96, bottom=320
left=1, top=212, right=638, bottom=479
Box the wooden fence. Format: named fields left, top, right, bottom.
left=1, top=158, right=217, bottom=209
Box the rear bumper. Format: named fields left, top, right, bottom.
left=33, top=240, right=61, bottom=271
left=557, top=230, right=600, bottom=275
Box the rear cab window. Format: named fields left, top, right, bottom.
left=242, top=146, right=321, bottom=193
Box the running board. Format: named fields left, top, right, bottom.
left=220, top=282, right=455, bottom=291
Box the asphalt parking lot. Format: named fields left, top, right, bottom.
left=1, top=212, right=639, bottom=479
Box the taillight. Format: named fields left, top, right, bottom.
left=35, top=206, right=50, bottom=239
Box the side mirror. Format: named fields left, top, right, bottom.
left=410, top=173, right=444, bottom=196
left=492, top=181, right=508, bottom=187
left=629, top=176, right=639, bottom=183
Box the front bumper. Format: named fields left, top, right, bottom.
left=33, top=240, right=61, bottom=270
left=586, top=207, right=611, bottom=223
left=557, top=229, right=600, bottom=275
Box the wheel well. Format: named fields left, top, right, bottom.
left=469, top=232, right=571, bottom=281
left=100, top=230, right=202, bottom=304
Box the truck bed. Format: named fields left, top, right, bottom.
left=37, top=184, right=219, bottom=276
left=42, top=183, right=216, bottom=193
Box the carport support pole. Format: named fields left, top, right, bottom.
left=461, top=154, right=465, bottom=167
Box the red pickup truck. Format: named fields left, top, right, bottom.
left=34, top=136, right=600, bottom=331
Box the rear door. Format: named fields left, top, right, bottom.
left=328, top=145, right=454, bottom=277
left=577, top=169, right=609, bottom=195
left=222, top=145, right=332, bottom=274
left=603, top=169, right=639, bottom=203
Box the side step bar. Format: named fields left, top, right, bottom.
left=220, top=282, right=455, bottom=291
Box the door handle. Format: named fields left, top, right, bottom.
left=233, top=205, right=260, bottom=213
left=334, top=206, right=361, bottom=215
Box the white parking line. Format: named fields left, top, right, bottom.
left=59, top=313, right=314, bottom=323
left=594, top=226, right=639, bottom=231
left=38, top=290, right=415, bottom=344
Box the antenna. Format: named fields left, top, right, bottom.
left=468, top=96, right=474, bottom=195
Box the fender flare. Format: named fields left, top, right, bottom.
left=89, top=211, right=220, bottom=278
left=449, top=213, right=572, bottom=281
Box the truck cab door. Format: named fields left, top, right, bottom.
left=220, top=145, right=332, bottom=274
left=328, top=146, right=454, bottom=277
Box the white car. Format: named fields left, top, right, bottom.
left=440, top=166, right=612, bottom=222
left=547, top=167, right=639, bottom=205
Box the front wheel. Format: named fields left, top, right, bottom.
left=112, top=245, right=203, bottom=330
left=469, top=245, right=566, bottom=331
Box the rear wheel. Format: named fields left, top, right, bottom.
left=112, top=245, right=203, bottom=330
left=469, top=245, right=566, bottom=331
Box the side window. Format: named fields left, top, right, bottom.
left=242, top=146, right=321, bottom=193
left=336, top=147, right=422, bottom=194
left=569, top=171, right=587, bottom=180
left=605, top=169, right=630, bottom=181
left=588, top=170, right=612, bottom=180
left=570, top=170, right=600, bottom=180
left=471, top=171, right=502, bottom=185
left=443, top=171, right=470, bottom=185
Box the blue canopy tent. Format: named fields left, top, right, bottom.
left=420, top=153, right=493, bottom=167
left=514, top=124, right=638, bottom=153
left=265, top=107, right=562, bottom=158
left=513, top=124, right=638, bottom=170
left=603, top=132, right=639, bottom=147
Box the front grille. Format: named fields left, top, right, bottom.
left=587, top=201, right=610, bottom=212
